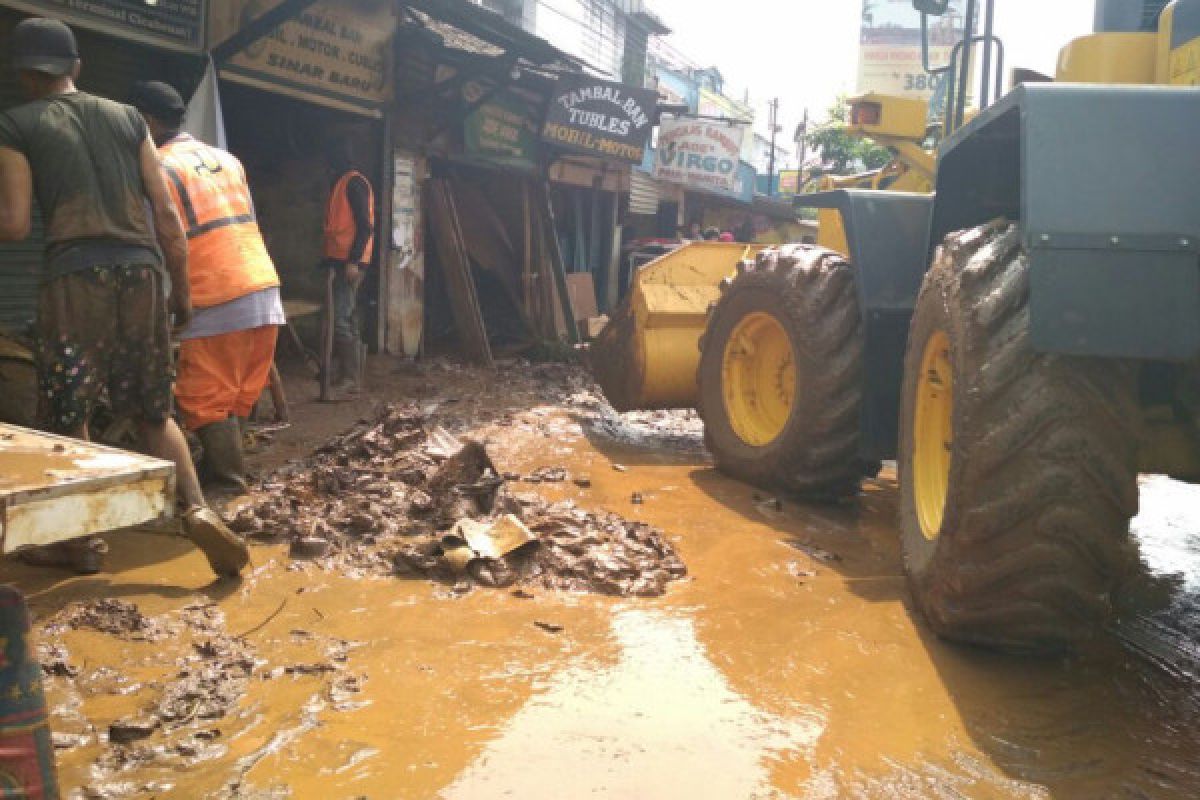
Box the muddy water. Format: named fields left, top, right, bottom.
left=13, top=404, right=1200, bottom=798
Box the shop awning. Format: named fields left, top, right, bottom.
left=400, top=0, right=592, bottom=72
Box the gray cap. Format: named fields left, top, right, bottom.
left=10, top=17, right=79, bottom=76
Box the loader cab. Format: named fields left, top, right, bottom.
left=1059, top=0, right=1200, bottom=85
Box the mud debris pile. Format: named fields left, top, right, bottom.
left=233, top=403, right=687, bottom=596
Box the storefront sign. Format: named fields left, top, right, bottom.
left=541, top=78, right=656, bottom=164
left=3, top=0, right=206, bottom=51
left=211, top=0, right=393, bottom=115
left=654, top=117, right=747, bottom=195
left=777, top=170, right=801, bottom=196
left=464, top=88, right=540, bottom=170
left=858, top=0, right=968, bottom=119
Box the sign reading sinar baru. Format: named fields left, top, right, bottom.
left=211, top=0, right=393, bottom=114
left=542, top=78, right=657, bottom=164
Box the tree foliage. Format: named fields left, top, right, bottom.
left=805, top=96, right=893, bottom=175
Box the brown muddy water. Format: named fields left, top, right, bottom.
left=5, top=365, right=1200, bottom=799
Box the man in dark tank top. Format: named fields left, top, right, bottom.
left=0, top=17, right=249, bottom=579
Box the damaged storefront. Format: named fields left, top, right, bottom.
left=208, top=0, right=396, bottom=353
left=392, top=5, right=658, bottom=365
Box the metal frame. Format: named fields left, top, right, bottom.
left=796, top=190, right=933, bottom=461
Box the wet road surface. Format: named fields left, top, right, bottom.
left=8, top=368, right=1200, bottom=798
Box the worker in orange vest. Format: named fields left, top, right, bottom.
left=323, top=140, right=375, bottom=392
left=132, top=81, right=284, bottom=491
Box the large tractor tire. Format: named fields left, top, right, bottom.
left=697, top=244, right=871, bottom=498
left=899, top=221, right=1140, bottom=651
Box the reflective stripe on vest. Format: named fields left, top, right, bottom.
left=323, top=170, right=375, bottom=262
left=161, top=135, right=280, bottom=309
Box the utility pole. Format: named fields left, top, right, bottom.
left=767, top=97, right=780, bottom=197
left=794, top=107, right=809, bottom=181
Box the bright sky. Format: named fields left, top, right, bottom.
left=650, top=0, right=1097, bottom=161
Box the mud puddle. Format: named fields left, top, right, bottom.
left=11, top=361, right=1200, bottom=798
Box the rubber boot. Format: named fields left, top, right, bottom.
left=196, top=417, right=248, bottom=492
left=334, top=337, right=362, bottom=394
left=182, top=507, right=250, bottom=578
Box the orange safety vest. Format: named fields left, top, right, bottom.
left=160, top=134, right=280, bottom=309
left=323, top=170, right=375, bottom=262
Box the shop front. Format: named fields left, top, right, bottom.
left=207, top=0, right=395, bottom=351
left=391, top=17, right=658, bottom=362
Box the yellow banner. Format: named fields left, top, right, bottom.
left=211, top=0, right=393, bottom=114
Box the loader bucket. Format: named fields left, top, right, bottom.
left=591, top=242, right=763, bottom=411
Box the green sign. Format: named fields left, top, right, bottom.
left=464, top=91, right=539, bottom=170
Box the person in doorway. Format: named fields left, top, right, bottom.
left=685, top=220, right=703, bottom=240
left=132, top=80, right=285, bottom=492
left=734, top=215, right=756, bottom=244
left=0, top=18, right=248, bottom=577
left=322, top=140, right=375, bottom=394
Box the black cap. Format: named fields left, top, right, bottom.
left=10, top=18, right=79, bottom=76
left=130, top=80, right=186, bottom=122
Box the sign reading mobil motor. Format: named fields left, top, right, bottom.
left=3, top=0, right=206, bottom=51
left=654, top=116, right=747, bottom=195
left=542, top=78, right=657, bottom=164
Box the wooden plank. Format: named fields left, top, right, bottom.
left=449, top=178, right=532, bottom=335
left=539, top=181, right=580, bottom=344
left=566, top=273, right=599, bottom=321
left=427, top=180, right=494, bottom=367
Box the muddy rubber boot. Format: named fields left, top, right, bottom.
left=182, top=507, right=250, bottom=578
left=334, top=337, right=363, bottom=394
left=196, top=417, right=248, bottom=492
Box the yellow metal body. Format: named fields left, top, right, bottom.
left=811, top=93, right=937, bottom=256
left=1058, top=3, right=1199, bottom=86
left=1162, top=2, right=1200, bottom=85
left=1057, top=32, right=1159, bottom=82
left=721, top=312, right=796, bottom=446
left=913, top=330, right=953, bottom=540
left=591, top=242, right=763, bottom=410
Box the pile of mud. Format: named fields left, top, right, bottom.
left=232, top=404, right=687, bottom=596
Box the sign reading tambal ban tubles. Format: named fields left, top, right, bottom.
left=653, top=117, right=746, bottom=195
left=211, top=0, right=393, bottom=114
left=2, top=0, right=206, bottom=51
left=541, top=78, right=657, bottom=164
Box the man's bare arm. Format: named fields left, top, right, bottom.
left=139, top=135, right=191, bottom=324
left=0, top=146, right=33, bottom=241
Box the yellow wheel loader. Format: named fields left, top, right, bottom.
left=593, top=0, right=1200, bottom=652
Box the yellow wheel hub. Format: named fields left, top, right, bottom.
left=914, top=330, right=954, bottom=540
left=721, top=312, right=796, bottom=447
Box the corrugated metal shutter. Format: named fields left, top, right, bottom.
left=0, top=9, right=172, bottom=334
left=0, top=11, right=42, bottom=334
left=629, top=169, right=659, bottom=216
